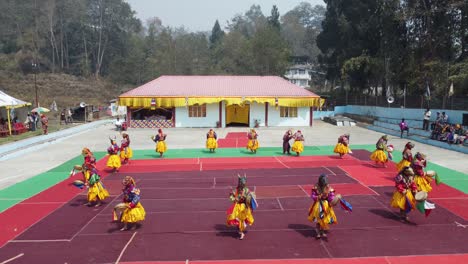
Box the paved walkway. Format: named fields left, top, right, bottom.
left=0, top=120, right=467, bottom=191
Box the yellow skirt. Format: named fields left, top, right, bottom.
left=333, top=143, right=350, bottom=155
left=206, top=138, right=218, bottom=149
left=156, top=141, right=167, bottom=153
left=121, top=202, right=146, bottom=223
left=370, top=149, right=388, bottom=163
left=291, top=141, right=304, bottom=153
left=87, top=182, right=109, bottom=202
left=107, top=154, right=121, bottom=169
left=226, top=203, right=254, bottom=232
left=391, top=190, right=416, bottom=211
left=396, top=159, right=411, bottom=172
left=414, top=175, right=433, bottom=193
left=120, top=147, right=133, bottom=159
left=247, top=139, right=259, bottom=151
left=307, top=200, right=337, bottom=230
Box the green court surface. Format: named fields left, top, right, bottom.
left=0, top=145, right=466, bottom=213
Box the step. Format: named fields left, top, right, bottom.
left=367, top=125, right=468, bottom=154
left=373, top=121, right=431, bottom=137
left=377, top=117, right=424, bottom=128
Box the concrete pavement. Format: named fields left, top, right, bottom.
left=0, top=120, right=467, bottom=190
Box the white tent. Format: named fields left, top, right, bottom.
left=0, top=90, right=32, bottom=135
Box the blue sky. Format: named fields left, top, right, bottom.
left=125, top=0, right=325, bottom=31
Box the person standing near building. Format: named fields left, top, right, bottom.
left=423, top=108, right=431, bottom=131
left=40, top=114, right=48, bottom=135
left=67, top=108, right=73, bottom=124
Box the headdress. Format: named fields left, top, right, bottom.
left=109, top=135, right=117, bottom=143
left=237, top=173, right=247, bottom=186
left=405, top=142, right=415, bottom=149
left=415, top=152, right=426, bottom=160
left=82, top=147, right=91, bottom=155
left=158, top=128, right=162, bottom=133
left=122, top=133, right=128, bottom=138
left=402, top=166, right=414, bottom=176
left=123, top=176, right=136, bottom=186
left=318, top=174, right=328, bottom=188
left=382, top=135, right=388, bottom=140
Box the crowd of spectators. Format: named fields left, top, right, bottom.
left=428, top=110, right=467, bottom=145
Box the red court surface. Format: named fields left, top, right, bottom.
left=0, top=149, right=467, bottom=264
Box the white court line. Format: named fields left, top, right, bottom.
left=276, top=198, right=284, bottom=211
left=298, top=185, right=309, bottom=197
left=322, top=166, right=337, bottom=176
left=0, top=253, right=24, bottom=264
left=10, top=239, right=70, bottom=243
left=213, top=177, right=216, bottom=188
left=1, top=191, right=83, bottom=250
left=115, top=231, right=137, bottom=264
left=186, top=259, right=189, bottom=264
left=274, top=156, right=290, bottom=169
left=337, top=165, right=380, bottom=196
left=78, top=223, right=457, bottom=237
left=200, top=162, right=203, bottom=171
left=70, top=193, right=122, bottom=240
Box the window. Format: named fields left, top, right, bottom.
left=188, top=104, right=206, bottom=117
left=280, top=107, right=298, bottom=118
left=299, top=69, right=306, bottom=75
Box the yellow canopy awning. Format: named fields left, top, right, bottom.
left=119, top=96, right=325, bottom=108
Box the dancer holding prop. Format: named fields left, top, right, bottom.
left=282, top=129, right=293, bottom=155
left=396, top=142, right=415, bottom=172
left=107, top=136, right=121, bottom=172
left=391, top=166, right=417, bottom=222
left=114, top=176, right=146, bottom=231
left=333, top=133, right=351, bottom=158
left=411, top=152, right=440, bottom=193
left=206, top=129, right=218, bottom=152
left=120, top=133, right=133, bottom=164
left=308, top=174, right=352, bottom=239
left=291, top=130, right=305, bottom=156
left=370, top=135, right=389, bottom=167
left=246, top=129, right=259, bottom=153
left=227, top=174, right=256, bottom=240
left=152, top=128, right=167, bottom=158
left=71, top=164, right=109, bottom=207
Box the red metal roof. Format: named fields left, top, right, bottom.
left=120, top=76, right=319, bottom=97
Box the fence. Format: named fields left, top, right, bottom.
left=330, top=95, right=468, bottom=111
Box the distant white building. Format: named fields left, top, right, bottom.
left=284, top=64, right=313, bottom=88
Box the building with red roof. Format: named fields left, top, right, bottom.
left=118, top=75, right=323, bottom=128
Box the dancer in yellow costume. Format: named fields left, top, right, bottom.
left=120, top=133, right=133, bottom=164
left=115, top=176, right=146, bottom=231
left=334, top=134, right=351, bottom=158
left=246, top=129, right=259, bottom=153
left=370, top=135, right=389, bottom=167
left=227, top=175, right=255, bottom=240
left=79, top=148, right=109, bottom=206
left=107, top=136, right=121, bottom=172
left=396, top=142, right=415, bottom=172
left=152, top=128, right=167, bottom=158
left=83, top=167, right=109, bottom=207
left=391, top=166, right=417, bottom=222
left=412, top=152, right=435, bottom=193
left=206, top=129, right=218, bottom=152
left=308, top=174, right=337, bottom=238
left=291, top=130, right=305, bottom=156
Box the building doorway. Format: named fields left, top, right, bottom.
left=226, top=104, right=250, bottom=127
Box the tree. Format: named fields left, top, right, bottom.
left=268, top=5, right=280, bottom=31
left=209, top=20, right=224, bottom=48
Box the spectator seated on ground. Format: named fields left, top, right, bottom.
left=438, top=124, right=452, bottom=141
left=430, top=123, right=442, bottom=140
left=453, top=125, right=467, bottom=145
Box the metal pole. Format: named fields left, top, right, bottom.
left=32, top=62, right=38, bottom=107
